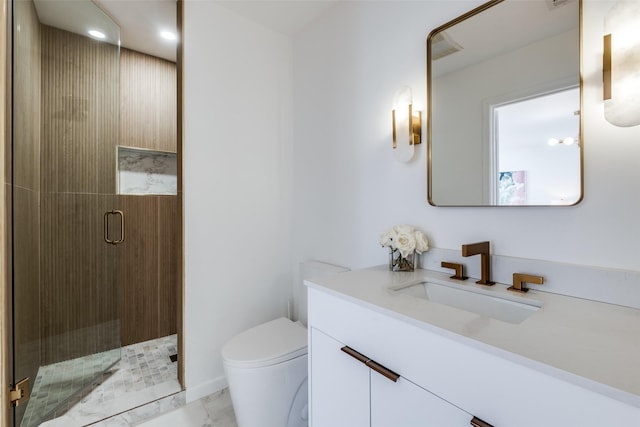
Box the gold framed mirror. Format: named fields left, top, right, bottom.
left=427, top=0, right=582, bottom=206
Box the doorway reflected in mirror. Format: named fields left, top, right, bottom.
left=492, top=87, right=580, bottom=206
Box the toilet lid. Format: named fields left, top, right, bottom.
left=222, top=317, right=308, bottom=368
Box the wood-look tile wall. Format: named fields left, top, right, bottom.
left=11, top=1, right=41, bottom=421
left=40, top=193, right=121, bottom=362
left=39, top=26, right=120, bottom=365
left=40, top=25, right=119, bottom=195
left=0, top=3, right=7, bottom=422
left=120, top=48, right=177, bottom=152
left=119, top=48, right=177, bottom=346
left=157, top=197, right=178, bottom=338
left=12, top=0, right=41, bottom=190
left=11, top=23, right=177, bottom=368
left=119, top=196, right=177, bottom=346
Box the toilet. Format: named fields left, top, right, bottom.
left=222, top=317, right=309, bottom=427
left=222, top=261, right=350, bottom=427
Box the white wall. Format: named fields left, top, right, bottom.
left=183, top=1, right=293, bottom=401
left=292, top=0, right=640, bottom=321
left=500, top=143, right=581, bottom=205
left=182, top=0, right=640, bottom=400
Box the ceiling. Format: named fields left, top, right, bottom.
left=94, top=0, right=178, bottom=62
left=33, top=0, right=178, bottom=62
left=34, top=0, right=340, bottom=63
left=432, top=0, right=579, bottom=77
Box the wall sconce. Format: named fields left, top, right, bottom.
left=603, top=0, right=640, bottom=127
left=392, top=86, right=422, bottom=162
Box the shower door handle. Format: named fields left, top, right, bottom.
left=104, top=210, right=125, bottom=245
left=113, top=210, right=125, bottom=244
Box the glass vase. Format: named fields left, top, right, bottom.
left=389, top=248, right=416, bottom=272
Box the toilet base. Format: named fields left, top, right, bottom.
left=224, top=354, right=308, bottom=427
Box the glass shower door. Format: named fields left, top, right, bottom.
left=11, top=0, right=122, bottom=425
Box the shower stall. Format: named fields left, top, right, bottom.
left=11, top=1, right=121, bottom=425
left=9, top=0, right=180, bottom=424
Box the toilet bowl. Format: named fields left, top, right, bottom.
left=222, top=317, right=308, bottom=427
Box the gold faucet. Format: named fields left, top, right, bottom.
left=509, top=273, right=544, bottom=293
left=441, top=261, right=468, bottom=280
left=461, top=241, right=495, bottom=286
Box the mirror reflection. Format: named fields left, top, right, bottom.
left=427, top=0, right=582, bottom=206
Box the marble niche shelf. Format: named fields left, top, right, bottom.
left=117, top=146, right=177, bottom=195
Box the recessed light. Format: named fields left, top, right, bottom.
left=88, top=30, right=106, bottom=39
left=160, top=31, right=177, bottom=41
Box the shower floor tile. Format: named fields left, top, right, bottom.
left=31, top=335, right=180, bottom=427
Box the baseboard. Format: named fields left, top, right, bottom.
left=184, top=375, right=228, bottom=403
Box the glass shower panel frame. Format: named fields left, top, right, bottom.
left=11, top=1, right=122, bottom=425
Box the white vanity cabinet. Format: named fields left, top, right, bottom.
left=369, top=358, right=472, bottom=427
left=307, top=286, right=640, bottom=427
left=310, top=327, right=472, bottom=427
left=310, top=328, right=370, bottom=427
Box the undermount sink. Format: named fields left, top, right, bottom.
left=394, top=280, right=542, bottom=324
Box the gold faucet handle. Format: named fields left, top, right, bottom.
left=441, top=262, right=468, bottom=280
left=508, top=273, right=544, bottom=293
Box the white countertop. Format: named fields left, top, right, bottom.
left=305, top=266, right=640, bottom=408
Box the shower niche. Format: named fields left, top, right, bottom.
left=117, top=146, right=177, bottom=195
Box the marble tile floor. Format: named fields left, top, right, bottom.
left=98, top=388, right=237, bottom=427
left=37, top=335, right=180, bottom=427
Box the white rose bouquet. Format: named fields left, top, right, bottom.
left=379, top=224, right=429, bottom=271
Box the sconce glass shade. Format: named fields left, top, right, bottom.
left=604, top=0, right=640, bottom=127
left=392, top=86, right=422, bottom=162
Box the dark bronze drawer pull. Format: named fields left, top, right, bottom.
left=340, top=346, right=400, bottom=382
left=365, top=359, right=400, bottom=382
left=340, top=346, right=370, bottom=364
left=470, top=416, right=493, bottom=427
